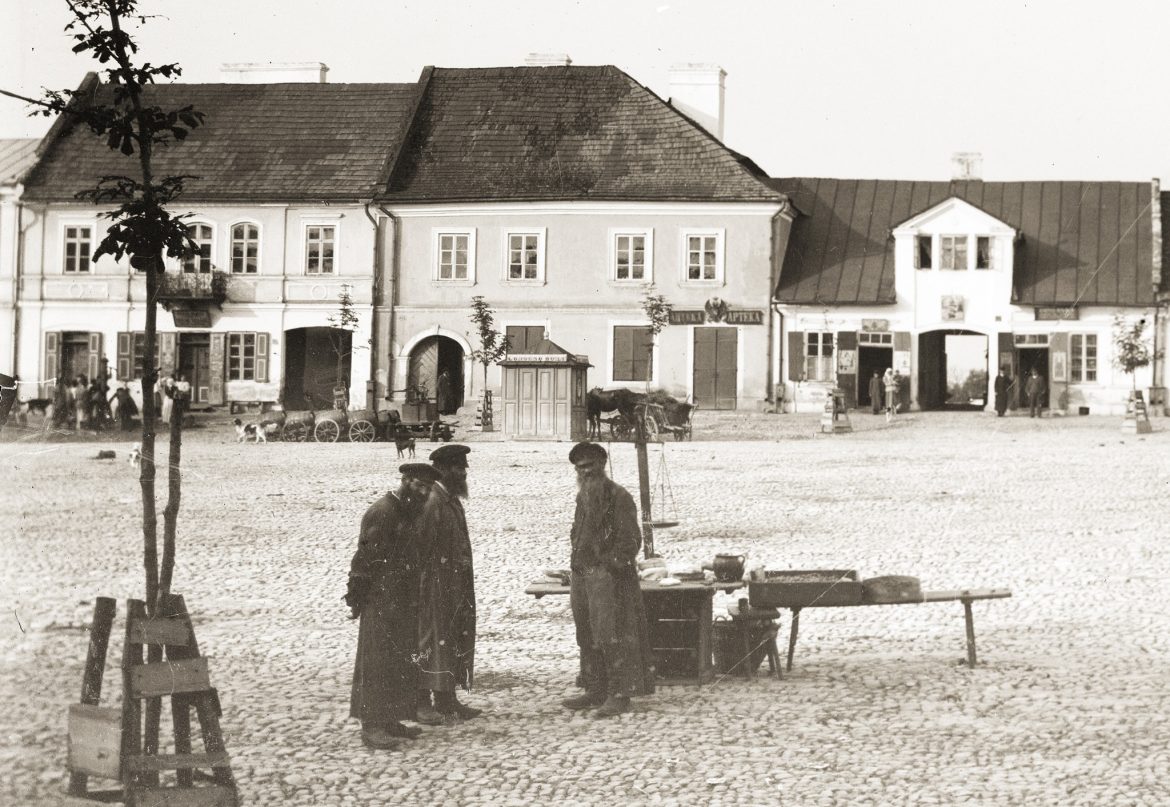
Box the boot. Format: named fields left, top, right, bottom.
left=385, top=721, right=423, bottom=739
left=561, top=691, right=606, bottom=710
left=361, top=725, right=401, bottom=750
left=435, top=690, right=483, bottom=720
left=592, top=695, right=631, bottom=718
left=415, top=704, right=445, bottom=726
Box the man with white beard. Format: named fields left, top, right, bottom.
left=561, top=442, right=655, bottom=718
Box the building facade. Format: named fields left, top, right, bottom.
left=1, top=139, right=39, bottom=382
left=771, top=176, right=1169, bottom=416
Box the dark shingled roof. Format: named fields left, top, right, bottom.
left=22, top=80, right=419, bottom=203
left=0, top=138, right=39, bottom=185
left=772, top=178, right=1158, bottom=307
left=380, top=66, right=781, bottom=203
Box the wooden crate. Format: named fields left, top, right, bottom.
left=68, top=704, right=122, bottom=781
left=750, top=570, right=863, bottom=608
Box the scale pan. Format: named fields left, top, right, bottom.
left=650, top=520, right=679, bottom=529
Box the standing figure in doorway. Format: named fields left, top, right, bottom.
left=882, top=368, right=898, bottom=423
left=868, top=371, right=883, bottom=415
left=436, top=368, right=453, bottom=415
left=562, top=441, right=655, bottom=718
left=347, top=462, right=441, bottom=750
left=1025, top=369, right=1045, bottom=418
left=416, top=444, right=482, bottom=724
left=994, top=367, right=1011, bottom=417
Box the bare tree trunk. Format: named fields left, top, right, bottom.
left=159, top=391, right=185, bottom=600
left=139, top=265, right=160, bottom=614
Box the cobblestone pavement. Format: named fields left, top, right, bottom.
left=2, top=412, right=1169, bottom=806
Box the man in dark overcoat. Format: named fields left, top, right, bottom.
left=1025, top=369, right=1045, bottom=418
left=994, top=367, right=1011, bottom=417
left=867, top=371, right=883, bottom=414
left=416, top=443, right=482, bottom=724
left=347, top=462, right=441, bottom=750
left=562, top=442, right=655, bottom=718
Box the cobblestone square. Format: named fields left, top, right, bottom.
left=3, top=412, right=1169, bottom=806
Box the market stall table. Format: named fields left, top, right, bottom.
left=525, top=579, right=743, bottom=685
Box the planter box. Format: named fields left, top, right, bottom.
left=749, top=569, right=863, bottom=608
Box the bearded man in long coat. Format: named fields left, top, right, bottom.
left=347, top=462, right=441, bottom=750
left=562, top=441, right=655, bottom=718
left=416, top=443, right=482, bottom=724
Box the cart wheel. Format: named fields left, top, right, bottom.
left=642, top=415, right=659, bottom=441
left=314, top=419, right=341, bottom=443
left=349, top=420, right=376, bottom=443
left=283, top=421, right=308, bottom=442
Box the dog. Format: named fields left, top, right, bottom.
left=394, top=427, right=416, bottom=458
left=233, top=418, right=266, bottom=443
left=128, top=443, right=142, bottom=470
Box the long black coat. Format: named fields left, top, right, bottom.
left=349, top=492, right=423, bottom=725
left=417, top=482, right=476, bottom=692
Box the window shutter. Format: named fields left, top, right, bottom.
left=255, top=332, right=269, bottom=382
left=209, top=333, right=226, bottom=405
left=44, top=332, right=60, bottom=395
left=86, top=333, right=103, bottom=382
left=632, top=327, right=652, bottom=382
left=787, top=331, right=804, bottom=381
left=613, top=327, right=633, bottom=381
left=159, top=333, right=177, bottom=377
left=836, top=331, right=857, bottom=408
left=893, top=331, right=911, bottom=351
left=117, top=332, right=132, bottom=381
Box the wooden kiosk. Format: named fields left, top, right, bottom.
left=499, top=339, right=590, bottom=441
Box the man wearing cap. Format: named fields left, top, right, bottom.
left=347, top=463, right=441, bottom=750
left=416, top=443, right=482, bottom=723
left=562, top=441, right=655, bottom=718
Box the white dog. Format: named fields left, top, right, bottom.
left=128, top=443, right=142, bottom=470
left=233, top=418, right=266, bottom=443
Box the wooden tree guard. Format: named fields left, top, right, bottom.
left=1122, top=390, right=1153, bottom=434
left=66, top=595, right=238, bottom=807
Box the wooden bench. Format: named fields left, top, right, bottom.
left=759, top=588, right=1013, bottom=671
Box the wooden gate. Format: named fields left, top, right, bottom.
left=693, top=327, right=737, bottom=410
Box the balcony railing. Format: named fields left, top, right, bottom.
left=157, top=269, right=228, bottom=310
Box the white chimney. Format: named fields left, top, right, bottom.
left=220, top=62, right=329, bottom=83
left=951, top=152, right=983, bottom=180
left=524, top=53, right=572, bottom=67
left=669, top=63, right=726, bottom=141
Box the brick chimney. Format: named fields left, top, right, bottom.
left=669, top=63, right=726, bottom=141
left=524, top=53, right=572, bottom=67
left=220, top=62, right=329, bottom=83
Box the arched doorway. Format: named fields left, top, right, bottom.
left=284, top=327, right=351, bottom=410
left=408, top=335, right=464, bottom=414
left=917, top=329, right=988, bottom=411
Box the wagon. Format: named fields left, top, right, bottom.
left=311, top=405, right=455, bottom=443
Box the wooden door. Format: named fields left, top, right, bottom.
left=693, top=327, right=738, bottom=410
left=408, top=337, right=439, bottom=400
left=208, top=334, right=225, bottom=405
left=518, top=368, right=536, bottom=435
left=536, top=368, right=555, bottom=436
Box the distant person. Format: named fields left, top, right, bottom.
left=113, top=384, right=137, bottom=431
left=52, top=376, right=70, bottom=429
left=994, top=367, right=1011, bottom=417
left=868, top=371, right=883, bottom=415
left=436, top=369, right=453, bottom=414
left=87, top=378, right=104, bottom=432
left=883, top=368, right=898, bottom=423
left=70, top=376, right=87, bottom=430
left=1025, top=369, right=1045, bottom=418
left=158, top=375, right=175, bottom=426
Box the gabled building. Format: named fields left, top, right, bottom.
left=15, top=64, right=416, bottom=409
left=374, top=63, right=790, bottom=419
left=771, top=170, right=1168, bottom=415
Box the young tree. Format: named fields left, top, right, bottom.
left=1112, top=314, right=1155, bottom=392
left=640, top=286, right=672, bottom=387
left=326, top=284, right=366, bottom=408
left=468, top=296, right=510, bottom=428
left=3, top=0, right=203, bottom=615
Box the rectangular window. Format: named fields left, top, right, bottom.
left=507, top=232, right=542, bottom=281
left=613, top=325, right=653, bottom=382
left=975, top=236, right=992, bottom=269
left=227, top=332, right=257, bottom=381
left=231, top=223, right=259, bottom=274
left=305, top=225, right=336, bottom=274
left=130, top=332, right=161, bottom=379
left=858, top=332, right=893, bottom=345
left=804, top=331, right=835, bottom=382
left=685, top=233, right=721, bottom=281
left=438, top=233, right=469, bottom=280
left=1014, top=333, right=1050, bottom=346
left=183, top=223, right=213, bottom=273
left=940, top=235, right=967, bottom=270
left=505, top=325, right=545, bottom=354
left=64, top=226, right=92, bottom=273
left=916, top=235, right=932, bottom=269
left=1070, top=333, right=1098, bottom=383
left=614, top=233, right=646, bottom=281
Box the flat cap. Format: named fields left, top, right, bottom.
left=429, top=443, right=471, bottom=467
left=569, top=441, right=608, bottom=465
left=399, top=463, right=442, bottom=483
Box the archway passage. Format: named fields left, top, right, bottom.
left=284, top=327, right=351, bottom=410
left=408, top=335, right=464, bottom=414
left=917, top=330, right=988, bottom=411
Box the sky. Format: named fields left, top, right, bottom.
left=2, top=0, right=1169, bottom=182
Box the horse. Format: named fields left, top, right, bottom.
left=585, top=387, right=645, bottom=439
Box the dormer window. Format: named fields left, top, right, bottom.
left=915, top=236, right=932, bottom=269
left=940, top=235, right=967, bottom=270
